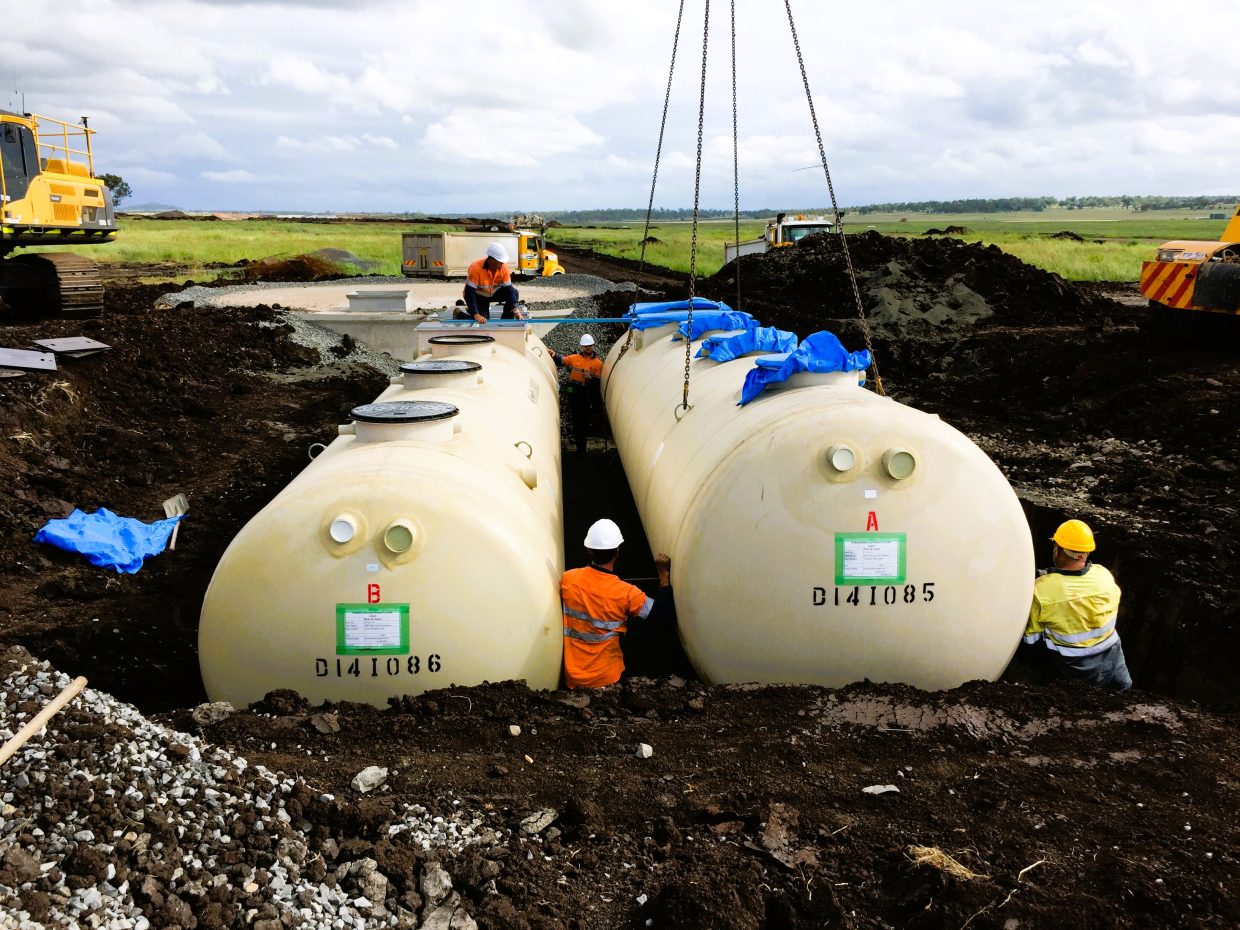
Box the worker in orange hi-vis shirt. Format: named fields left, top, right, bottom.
left=549, top=333, right=604, bottom=454
left=458, top=242, right=521, bottom=323
left=561, top=519, right=673, bottom=689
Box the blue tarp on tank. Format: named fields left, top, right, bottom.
left=738, top=331, right=872, bottom=405
left=33, top=507, right=184, bottom=574
left=626, top=299, right=742, bottom=333
left=697, top=326, right=799, bottom=363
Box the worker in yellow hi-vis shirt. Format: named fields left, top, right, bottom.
left=1020, top=519, right=1132, bottom=691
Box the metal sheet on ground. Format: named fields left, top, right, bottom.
left=31, top=337, right=112, bottom=357
left=0, top=348, right=57, bottom=372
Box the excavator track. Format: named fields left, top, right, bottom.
left=0, top=252, right=105, bottom=319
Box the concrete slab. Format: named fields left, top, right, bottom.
left=196, top=280, right=594, bottom=313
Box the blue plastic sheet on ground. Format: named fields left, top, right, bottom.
left=626, top=299, right=738, bottom=332
left=33, top=507, right=184, bottom=574
left=697, top=326, right=799, bottom=363
left=738, top=331, right=872, bottom=405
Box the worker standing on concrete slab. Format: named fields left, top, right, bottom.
left=549, top=334, right=604, bottom=454
left=459, top=243, right=520, bottom=323
left=561, top=519, right=672, bottom=689
left=1020, top=519, right=1132, bottom=691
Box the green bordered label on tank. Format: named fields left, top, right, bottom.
left=834, top=533, right=907, bottom=585
left=335, top=604, right=410, bottom=655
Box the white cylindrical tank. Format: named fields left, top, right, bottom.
left=200, top=325, right=564, bottom=707
left=603, top=319, right=1034, bottom=690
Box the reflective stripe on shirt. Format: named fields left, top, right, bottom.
left=1041, top=630, right=1119, bottom=657
left=563, top=606, right=625, bottom=632
left=565, top=627, right=618, bottom=643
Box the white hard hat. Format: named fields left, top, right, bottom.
left=584, top=518, right=624, bottom=549
left=579, top=333, right=596, bottom=347
left=486, top=242, right=509, bottom=263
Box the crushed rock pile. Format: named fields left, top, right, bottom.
left=0, top=648, right=502, bottom=929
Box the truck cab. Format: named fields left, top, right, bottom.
left=724, top=212, right=835, bottom=264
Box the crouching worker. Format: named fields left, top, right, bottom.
left=1020, top=519, right=1132, bottom=691
left=561, top=518, right=672, bottom=689
left=457, top=243, right=520, bottom=322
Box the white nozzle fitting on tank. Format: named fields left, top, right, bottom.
left=338, top=423, right=357, bottom=436
left=883, top=447, right=918, bottom=480
left=329, top=514, right=358, bottom=543
left=826, top=445, right=856, bottom=472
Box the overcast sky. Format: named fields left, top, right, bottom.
left=5, top=0, right=1238, bottom=212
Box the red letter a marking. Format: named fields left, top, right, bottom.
left=865, top=511, right=879, bottom=532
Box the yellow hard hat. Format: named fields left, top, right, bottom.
left=1052, top=519, right=1095, bottom=553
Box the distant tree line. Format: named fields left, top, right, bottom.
left=538, top=196, right=1238, bottom=223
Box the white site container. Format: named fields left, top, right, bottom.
left=602, top=320, right=1034, bottom=690
left=199, top=324, right=564, bottom=707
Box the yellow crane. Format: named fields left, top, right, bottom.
left=0, top=111, right=118, bottom=317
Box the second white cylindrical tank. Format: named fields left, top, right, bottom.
left=603, top=317, right=1034, bottom=690
left=199, top=324, right=564, bottom=708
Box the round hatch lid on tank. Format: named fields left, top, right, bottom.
left=399, top=358, right=483, bottom=390
left=350, top=400, right=459, bottom=443
left=426, top=333, right=496, bottom=360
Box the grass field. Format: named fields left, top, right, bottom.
left=24, top=207, right=1233, bottom=283
left=549, top=207, right=1234, bottom=282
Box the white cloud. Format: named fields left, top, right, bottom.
left=3, top=0, right=1237, bottom=210
left=114, top=166, right=178, bottom=184
left=422, top=110, right=602, bottom=166
left=202, top=169, right=259, bottom=183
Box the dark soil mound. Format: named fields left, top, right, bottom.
left=640, top=236, right=663, bottom=246
left=705, top=230, right=1102, bottom=340
left=236, top=254, right=351, bottom=283
left=1051, top=230, right=1086, bottom=242
left=0, top=288, right=388, bottom=709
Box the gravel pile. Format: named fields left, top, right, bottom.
left=264, top=316, right=402, bottom=376
left=0, top=649, right=502, bottom=929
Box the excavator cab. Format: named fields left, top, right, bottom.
left=0, top=111, right=118, bottom=317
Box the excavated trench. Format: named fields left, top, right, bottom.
left=0, top=248, right=1237, bottom=714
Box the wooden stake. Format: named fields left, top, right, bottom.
left=0, top=676, right=88, bottom=766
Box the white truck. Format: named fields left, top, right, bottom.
left=401, top=229, right=565, bottom=279
left=723, top=213, right=835, bottom=264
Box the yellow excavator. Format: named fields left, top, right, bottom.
left=1139, top=204, right=1240, bottom=319
left=0, top=111, right=118, bottom=317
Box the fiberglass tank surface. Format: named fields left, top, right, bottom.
left=603, top=320, right=1034, bottom=690
left=199, top=326, right=564, bottom=707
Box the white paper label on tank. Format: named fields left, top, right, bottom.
left=335, top=604, right=410, bottom=655
left=366, top=563, right=380, bottom=573
left=864, top=490, right=878, bottom=499
left=528, top=379, right=540, bottom=403
left=835, top=533, right=906, bottom=585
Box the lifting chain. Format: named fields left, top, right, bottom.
left=639, top=0, right=687, bottom=276
left=730, top=0, right=741, bottom=315
left=682, top=0, right=711, bottom=414
left=783, top=0, right=885, bottom=396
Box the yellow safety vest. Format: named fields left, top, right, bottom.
left=1024, top=563, right=1121, bottom=657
